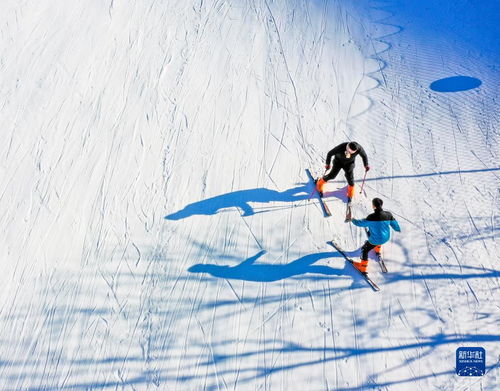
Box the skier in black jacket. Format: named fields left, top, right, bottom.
left=316, top=141, right=370, bottom=201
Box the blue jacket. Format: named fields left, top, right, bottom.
left=352, top=209, right=401, bottom=245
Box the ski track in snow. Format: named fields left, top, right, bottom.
left=0, top=0, right=498, bottom=390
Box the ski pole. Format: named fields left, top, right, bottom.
left=359, top=170, right=367, bottom=194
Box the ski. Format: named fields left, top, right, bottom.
left=344, top=200, right=352, bottom=222
left=376, top=253, right=388, bottom=273
left=327, top=240, right=380, bottom=291
left=305, top=169, right=331, bottom=217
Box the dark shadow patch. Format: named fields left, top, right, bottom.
left=430, top=76, right=481, bottom=92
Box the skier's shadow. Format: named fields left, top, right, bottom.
left=323, top=185, right=350, bottom=203
left=165, top=183, right=314, bottom=220
left=188, top=249, right=362, bottom=282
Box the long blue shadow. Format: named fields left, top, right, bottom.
left=386, top=269, right=500, bottom=283
left=166, top=168, right=499, bottom=220
left=430, top=76, right=482, bottom=92
left=188, top=250, right=359, bottom=282
left=165, top=184, right=311, bottom=220
left=341, top=167, right=500, bottom=184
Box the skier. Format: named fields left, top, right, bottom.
left=350, top=197, right=401, bottom=274
left=315, top=141, right=369, bottom=201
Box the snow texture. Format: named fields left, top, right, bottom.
left=0, top=0, right=498, bottom=390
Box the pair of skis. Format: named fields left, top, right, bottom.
left=305, top=169, right=351, bottom=220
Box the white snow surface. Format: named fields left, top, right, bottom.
left=0, top=0, right=498, bottom=390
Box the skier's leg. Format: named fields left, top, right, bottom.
left=344, top=165, right=355, bottom=200
left=317, top=163, right=341, bottom=193
left=355, top=241, right=376, bottom=273
left=323, top=163, right=342, bottom=182
left=361, top=241, right=377, bottom=261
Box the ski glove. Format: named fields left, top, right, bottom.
left=325, top=164, right=331, bottom=170
left=365, top=165, right=370, bottom=171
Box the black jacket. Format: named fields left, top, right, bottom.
left=326, top=142, right=368, bottom=168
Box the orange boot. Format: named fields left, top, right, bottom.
left=353, top=259, right=368, bottom=274
left=347, top=185, right=355, bottom=200
left=316, top=178, right=326, bottom=194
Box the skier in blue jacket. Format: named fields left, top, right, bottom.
left=350, top=198, right=401, bottom=273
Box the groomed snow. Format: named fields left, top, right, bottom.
left=0, top=0, right=498, bottom=390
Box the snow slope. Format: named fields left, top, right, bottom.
left=0, top=0, right=498, bottom=390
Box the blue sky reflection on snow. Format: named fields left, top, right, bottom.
left=364, top=0, right=499, bottom=60
left=385, top=0, right=499, bottom=93
left=347, top=0, right=499, bottom=93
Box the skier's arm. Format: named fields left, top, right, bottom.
left=390, top=219, right=401, bottom=232
left=357, top=144, right=369, bottom=167
left=326, top=144, right=345, bottom=166
left=351, top=218, right=369, bottom=227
